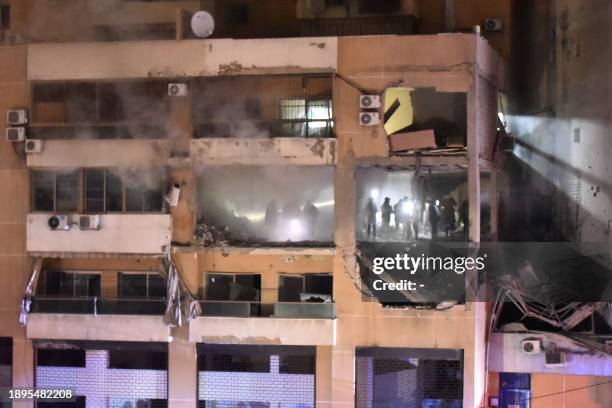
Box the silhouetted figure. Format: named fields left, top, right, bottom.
left=303, top=201, right=319, bottom=239
left=393, top=197, right=406, bottom=234
left=381, top=197, right=393, bottom=232
left=443, top=195, right=457, bottom=237
left=364, top=197, right=377, bottom=239
left=428, top=199, right=440, bottom=240
left=459, top=199, right=469, bottom=235
left=264, top=200, right=279, bottom=232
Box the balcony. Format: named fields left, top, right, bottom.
left=190, top=301, right=336, bottom=346
left=26, top=213, right=171, bottom=255
left=26, top=297, right=170, bottom=342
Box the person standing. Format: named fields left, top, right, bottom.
left=428, top=199, right=440, bottom=240
left=381, top=197, right=393, bottom=234
left=364, top=197, right=378, bottom=239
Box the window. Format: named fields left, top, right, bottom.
left=278, top=274, right=332, bottom=302
left=32, top=169, right=165, bottom=213
left=42, top=271, right=101, bottom=297
left=32, top=170, right=79, bottom=212
left=118, top=273, right=165, bottom=298
left=206, top=274, right=261, bottom=302
left=1, top=5, right=10, bottom=29
left=279, top=98, right=333, bottom=138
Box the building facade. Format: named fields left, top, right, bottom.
left=0, top=1, right=508, bottom=407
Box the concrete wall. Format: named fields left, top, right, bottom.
left=26, top=213, right=171, bottom=254
left=26, top=139, right=170, bottom=168
left=190, top=317, right=335, bottom=346
left=191, top=138, right=336, bottom=166
left=26, top=314, right=171, bottom=342
left=27, top=37, right=338, bottom=80
left=0, top=45, right=34, bottom=400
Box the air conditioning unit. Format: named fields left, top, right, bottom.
left=521, top=339, right=542, bottom=355
left=360, top=94, right=381, bottom=109
left=6, top=109, right=28, bottom=125
left=6, top=127, right=25, bottom=142
left=484, top=18, right=502, bottom=32
left=25, top=139, right=42, bottom=154
left=78, top=214, right=101, bottom=230
left=545, top=350, right=567, bottom=367
left=47, top=214, right=70, bottom=231
left=168, top=83, right=188, bottom=97
left=359, top=112, right=380, bottom=126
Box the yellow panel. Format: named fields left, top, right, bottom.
left=383, top=87, right=414, bottom=135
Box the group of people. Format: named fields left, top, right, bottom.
left=264, top=199, right=320, bottom=241
left=364, top=194, right=467, bottom=241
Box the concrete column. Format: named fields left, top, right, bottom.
left=466, top=79, right=481, bottom=243
left=331, top=348, right=356, bottom=407
left=316, top=346, right=333, bottom=408
left=489, top=167, right=499, bottom=241
left=12, top=337, right=34, bottom=408
left=168, top=326, right=197, bottom=408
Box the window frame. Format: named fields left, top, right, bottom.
left=279, top=97, right=333, bottom=138
left=31, top=168, right=166, bottom=214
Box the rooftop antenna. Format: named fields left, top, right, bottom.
left=191, top=11, right=215, bottom=38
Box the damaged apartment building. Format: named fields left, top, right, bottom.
left=1, top=1, right=610, bottom=408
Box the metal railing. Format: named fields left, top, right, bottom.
left=30, top=297, right=165, bottom=316
left=273, top=302, right=336, bottom=319
left=198, top=300, right=335, bottom=319
left=199, top=301, right=260, bottom=317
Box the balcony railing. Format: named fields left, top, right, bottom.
left=199, top=301, right=335, bottom=319
left=30, top=297, right=166, bottom=315
left=273, top=302, right=336, bottom=319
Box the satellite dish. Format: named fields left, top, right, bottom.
left=191, top=11, right=215, bottom=38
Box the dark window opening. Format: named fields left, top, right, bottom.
left=1, top=5, right=10, bottom=29
left=198, top=353, right=270, bottom=373
left=38, top=396, right=86, bottom=408
left=0, top=337, right=12, bottom=366
left=32, top=170, right=55, bottom=212
left=224, top=4, right=250, bottom=25
left=279, top=354, right=315, bottom=375
left=55, top=171, right=79, bottom=212
left=206, top=274, right=261, bottom=302
left=37, top=349, right=86, bottom=367
left=108, top=350, right=167, bottom=370
left=118, top=273, right=165, bottom=299
left=359, top=0, right=401, bottom=14
left=278, top=274, right=332, bottom=302
left=41, top=270, right=101, bottom=298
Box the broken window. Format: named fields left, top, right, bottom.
left=278, top=273, right=332, bottom=302
left=118, top=273, right=165, bottom=299
left=206, top=273, right=261, bottom=302
left=356, top=166, right=468, bottom=242
left=196, top=166, right=335, bottom=245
